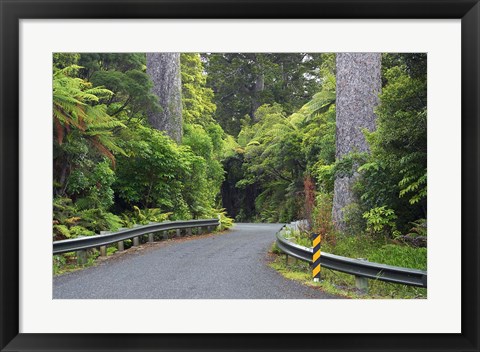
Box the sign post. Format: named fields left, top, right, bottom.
left=312, top=233, right=321, bottom=282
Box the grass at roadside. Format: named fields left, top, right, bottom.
left=269, top=239, right=427, bottom=299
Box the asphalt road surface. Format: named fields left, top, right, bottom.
left=53, top=223, right=339, bottom=299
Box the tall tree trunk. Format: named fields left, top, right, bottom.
left=251, top=73, right=265, bottom=121
left=146, top=53, right=183, bottom=143
left=332, top=53, right=381, bottom=232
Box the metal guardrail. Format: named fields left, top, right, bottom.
left=53, top=219, right=219, bottom=255
left=276, top=227, right=427, bottom=288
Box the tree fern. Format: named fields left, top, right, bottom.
left=53, top=65, right=125, bottom=166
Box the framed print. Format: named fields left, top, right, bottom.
left=1, top=0, right=479, bottom=351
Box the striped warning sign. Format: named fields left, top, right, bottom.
left=312, top=233, right=321, bottom=280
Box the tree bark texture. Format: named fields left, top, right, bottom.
left=146, top=53, right=183, bottom=143
left=332, top=53, right=381, bottom=232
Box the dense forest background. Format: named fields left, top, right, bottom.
left=53, top=52, right=427, bottom=247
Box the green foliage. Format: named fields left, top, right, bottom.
left=53, top=64, right=126, bottom=207
left=311, top=193, right=335, bottom=243
left=67, top=159, right=116, bottom=210
left=342, top=202, right=366, bottom=237
left=107, top=246, right=118, bottom=256
left=270, top=241, right=282, bottom=255
left=52, top=52, right=238, bottom=272
left=78, top=53, right=160, bottom=121
left=407, top=218, right=427, bottom=238
left=53, top=53, right=80, bottom=69
left=334, top=152, right=367, bottom=178
left=181, top=53, right=216, bottom=125
left=368, top=244, right=427, bottom=270
left=238, top=104, right=303, bottom=222
left=53, top=197, right=94, bottom=240
left=51, top=51, right=427, bottom=278
left=362, top=206, right=399, bottom=238
left=53, top=65, right=126, bottom=159
left=204, top=53, right=324, bottom=135
left=53, top=224, right=73, bottom=239
left=78, top=208, right=123, bottom=233
left=321, top=231, right=426, bottom=270
left=344, top=54, right=428, bottom=236
left=215, top=209, right=234, bottom=230
left=53, top=255, right=67, bottom=275
left=121, top=206, right=172, bottom=227
left=375, top=65, right=427, bottom=206
left=230, top=54, right=337, bottom=222
left=52, top=197, right=121, bottom=240
left=283, top=227, right=312, bottom=248
left=270, top=251, right=426, bottom=298
left=114, top=125, right=188, bottom=212
left=180, top=54, right=229, bottom=219
left=183, top=123, right=214, bottom=159
left=113, top=122, right=225, bottom=220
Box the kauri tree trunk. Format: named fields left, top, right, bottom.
left=146, top=53, right=183, bottom=143
left=332, top=53, right=382, bottom=232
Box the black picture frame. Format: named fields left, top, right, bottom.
left=1, top=1, right=478, bottom=351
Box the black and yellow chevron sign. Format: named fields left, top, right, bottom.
left=312, top=233, right=321, bottom=280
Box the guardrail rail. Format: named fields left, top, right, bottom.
left=53, top=219, right=220, bottom=259
left=276, top=226, right=427, bottom=289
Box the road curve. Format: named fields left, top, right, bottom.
left=53, top=223, right=339, bottom=299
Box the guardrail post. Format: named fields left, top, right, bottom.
left=118, top=241, right=124, bottom=251
left=99, top=231, right=109, bottom=257
left=132, top=224, right=141, bottom=246
left=176, top=229, right=181, bottom=237
left=163, top=231, right=168, bottom=240
left=198, top=227, right=203, bottom=235
left=355, top=258, right=369, bottom=293
left=187, top=227, right=192, bottom=236
left=76, top=250, right=87, bottom=265
left=147, top=223, right=155, bottom=243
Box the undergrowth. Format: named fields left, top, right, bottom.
left=271, top=227, right=427, bottom=299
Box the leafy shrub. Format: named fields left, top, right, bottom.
left=114, top=125, right=187, bottom=212
left=121, top=206, right=172, bottom=227
left=362, top=206, right=400, bottom=238
left=53, top=197, right=94, bottom=240
left=68, top=159, right=116, bottom=210
left=78, top=208, right=123, bottom=233
left=407, top=218, right=427, bottom=237
left=107, top=246, right=118, bottom=256
left=53, top=196, right=124, bottom=241
left=215, top=209, right=234, bottom=230
left=396, top=218, right=427, bottom=247
left=53, top=255, right=67, bottom=275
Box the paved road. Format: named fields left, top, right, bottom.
left=53, top=223, right=339, bottom=299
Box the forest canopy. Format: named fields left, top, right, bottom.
left=53, top=52, right=427, bottom=248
